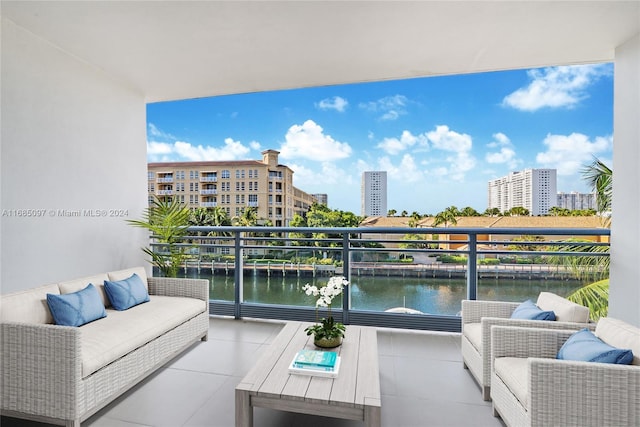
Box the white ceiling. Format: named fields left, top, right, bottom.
left=2, top=1, right=639, bottom=103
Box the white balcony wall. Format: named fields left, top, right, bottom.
left=611, top=33, right=640, bottom=326
left=0, top=18, right=148, bottom=293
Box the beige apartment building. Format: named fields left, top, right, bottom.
left=148, top=150, right=317, bottom=226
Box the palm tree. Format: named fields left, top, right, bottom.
left=232, top=206, right=259, bottom=227
left=433, top=206, right=458, bottom=227
left=564, top=157, right=612, bottom=320
left=127, top=197, right=191, bottom=277
left=387, top=209, right=397, bottom=217
left=583, top=157, right=612, bottom=227
left=461, top=206, right=480, bottom=217
left=483, top=207, right=501, bottom=217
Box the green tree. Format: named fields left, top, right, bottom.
left=387, top=209, right=397, bottom=217
left=483, top=207, right=501, bottom=217
left=548, top=206, right=570, bottom=216
left=127, top=197, right=191, bottom=277
left=583, top=157, right=612, bottom=227
left=508, top=206, right=529, bottom=216
left=460, top=206, right=480, bottom=217
left=433, top=206, right=459, bottom=227
left=232, top=206, right=259, bottom=227
left=563, top=157, right=612, bottom=320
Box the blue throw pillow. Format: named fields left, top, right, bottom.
left=47, top=284, right=107, bottom=327
left=510, top=299, right=556, bottom=321
left=557, top=328, right=634, bottom=364
left=104, top=273, right=150, bottom=310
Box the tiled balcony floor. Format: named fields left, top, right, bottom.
left=2, top=317, right=505, bottom=427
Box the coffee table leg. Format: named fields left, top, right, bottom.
left=365, top=404, right=381, bottom=427
left=235, top=388, right=253, bottom=427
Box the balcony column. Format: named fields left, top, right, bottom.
left=611, top=33, right=640, bottom=326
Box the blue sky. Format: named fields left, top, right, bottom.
left=147, top=63, right=613, bottom=215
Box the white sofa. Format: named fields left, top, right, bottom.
left=461, top=292, right=593, bottom=400
left=490, top=318, right=640, bottom=427
left=0, top=267, right=209, bottom=427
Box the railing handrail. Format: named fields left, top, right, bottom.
left=148, top=225, right=609, bottom=332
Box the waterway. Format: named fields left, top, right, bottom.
left=178, top=270, right=588, bottom=316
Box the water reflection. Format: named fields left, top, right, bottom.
left=179, top=270, right=587, bottom=316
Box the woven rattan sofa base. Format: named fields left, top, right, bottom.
left=1, top=272, right=209, bottom=427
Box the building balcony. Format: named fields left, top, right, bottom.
left=0, top=317, right=502, bottom=427
left=156, top=189, right=173, bottom=195
left=247, top=201, right=258, bottom=207
left=157, top=177, right=174, bottom=183
left=200, top=177, right=217, bottom=182
left=200, top=189, right=217, bottom=195
left=201, top=202, right=217, bottom=207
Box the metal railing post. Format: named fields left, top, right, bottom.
left=234, top=231, right=244, bottom=319
left=467, top=233, right=478, bottom=300
left=342, top=231, right=350, bottom=325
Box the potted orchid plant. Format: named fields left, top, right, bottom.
left=302, top=276, right=348, bottom=348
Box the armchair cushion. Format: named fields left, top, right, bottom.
left=511, top=299, right=556, bottom=321
left=537, top=291, right=590, bottom=323
left=494, top=357, right=529, bottom=407
left=558, top=328, right=634, bottom=364
left=464, top=322, right=482, bottom=351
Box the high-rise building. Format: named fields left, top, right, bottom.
left=487, top=169, right=557, bottom=216
left=361, top=171, right=387, bottom=217
left=147, top=150, right=316, bottom=226
left=311, top=194, right=328, bottom=206
left=557, top=192, right=596, bottom=211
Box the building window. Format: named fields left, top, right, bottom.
left=236, top=182, right=240, bottom=191
left=148, top=172, right=154, bottom=180
left=222, top=170, right=230, bottom=179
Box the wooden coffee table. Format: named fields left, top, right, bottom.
left=235, top=321, right=381, bottom=427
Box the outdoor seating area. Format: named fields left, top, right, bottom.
left=461, top=295, right=640, bottom=427
left=461, top=292, right=594, bottom=400
left=1, top=317, right=505, bottom=427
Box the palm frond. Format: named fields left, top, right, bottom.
left=567, top=279, right=609, bottom=321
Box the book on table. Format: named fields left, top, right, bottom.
left=288, top=349, right=341, bottom=378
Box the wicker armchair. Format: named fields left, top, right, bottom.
left=461, top=292, right=592, bottom=400
left=490, top=319, right=640, bottom=427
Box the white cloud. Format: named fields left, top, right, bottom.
left=426, top=125, right=472, bottom=153
left=289, top=161, right=356, bottom=189
left=249, top=140, right=261, bottom=150
left=147, top=138, right=251, bottom=162
left=536, top=133, right=612, bottom=175
left=316, top=96, right=348, bottom=112
left=359, top=95, right=409, bottom=121
left=148, top=123, right=175, bottom=140
left=425, top=125, right=476, bottom=181
left=378, top=154, right=424, bottom=183
left=279, top=119, right=352, bottom=161
left=502, top=64, right=612, bottom=111
left=377, top=130, right=428, bottom=155
left=485, top=132, right=521, bottom=169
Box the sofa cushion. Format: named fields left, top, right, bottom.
left=464, top=323, right=483, bottom=352
left=536, top=292, right=590, bottom=323
left=79, top=295, right=205, bottom=377
left=557, top=328, right=633, bottom=364
left=59, top=273, right=110, bottom=308
left=595, top=317, right=640, bottom=365
left=108, top=267, right=149, bottom=290
left=46, top=284, right=107, bottom=327
left=494, top=357, right=529, bottom=407
left=104, top=273, right=150, bottom=310
left=511, top=300, right=556, bottom=321
left=0, top=283, right=60, bottom=324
